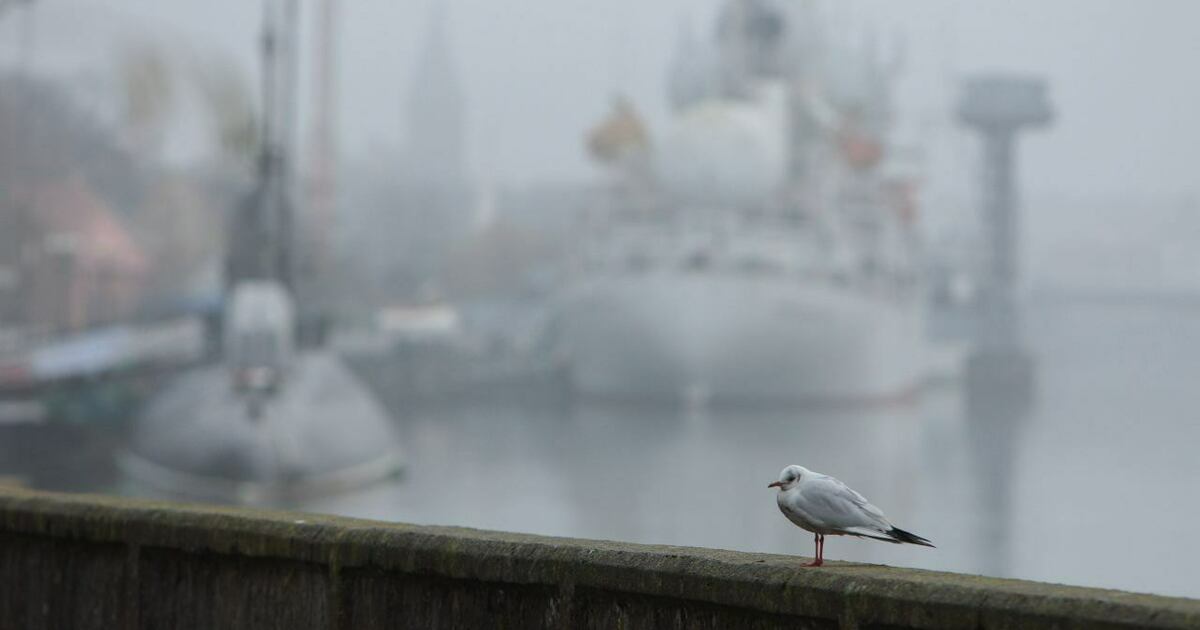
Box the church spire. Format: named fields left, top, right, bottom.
left=404, top=2, right=466, bottom=187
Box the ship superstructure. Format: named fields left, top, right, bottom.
left=556, top=0, right=924, bottom=402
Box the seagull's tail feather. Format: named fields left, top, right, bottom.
left=887, top=527, right=935, bottom=548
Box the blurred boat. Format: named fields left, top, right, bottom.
left=556, top=0, right=925, bottom=403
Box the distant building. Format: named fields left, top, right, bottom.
left=339, top=4, right=474, bottom=307
left=402, top=3, right=467, bottom=189
left=0, top=74, right=151, bottom=334
left=0, top=176, right=147, bottom=333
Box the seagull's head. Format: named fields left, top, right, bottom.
left=768, top=464, right=806, bottom=491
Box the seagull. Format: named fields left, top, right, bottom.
left=769, top=464, right=933, bottom=567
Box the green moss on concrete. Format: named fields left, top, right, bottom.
left=2, top=488, right=1199, bottom=629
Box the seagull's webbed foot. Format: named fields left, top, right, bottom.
left=800, top=559, right=823, bottom=568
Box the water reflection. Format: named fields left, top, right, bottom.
left=964, top=381, right=1028, bottom=579
left=306, top=395, right=939, bottom=567
left=301, top=299, right=1200, bottom=599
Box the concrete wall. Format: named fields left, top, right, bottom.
left=1, top=488, right=1197, bottom=630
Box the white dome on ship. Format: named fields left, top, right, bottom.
left=656, top=86, right=788, bottom=205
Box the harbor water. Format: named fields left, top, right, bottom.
left=4, top=295, right=1198, bottom=599
left=306, top=295, right=1200, bottom=599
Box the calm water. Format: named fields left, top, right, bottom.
left=6, top=298, right=1197, bottom=599
left=303, top=297, right=1200, bottom=599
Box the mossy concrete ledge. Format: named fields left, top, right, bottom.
left=1, top=488, right=1197, bottom=629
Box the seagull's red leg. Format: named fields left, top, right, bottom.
left=802, top=533, right=822, bottom=567
left=802, top=533, right=825, bottom=567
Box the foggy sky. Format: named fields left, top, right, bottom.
left=8, top=0, right=1200, bottom=203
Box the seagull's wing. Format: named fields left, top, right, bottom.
left=799, top=475, right=897, bottom=541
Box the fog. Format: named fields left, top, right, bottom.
left=2, top=0, right=1199, bottom=601
left=17, top=2, right=1200, bottom=189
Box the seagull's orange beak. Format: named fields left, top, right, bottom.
left=767, top=481, right=783, bottom=488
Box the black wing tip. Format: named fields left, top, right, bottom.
left=888, top=527, right=936, bottom=548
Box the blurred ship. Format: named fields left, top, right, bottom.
left=556, top=0, right=925, bottom=403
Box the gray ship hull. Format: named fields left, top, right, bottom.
left=556, top=273, right=924, bottom=403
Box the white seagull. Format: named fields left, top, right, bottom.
left=769, top=464, right=933, bottom=566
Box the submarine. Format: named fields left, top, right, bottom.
left=120, top=0, right=402, bottom=503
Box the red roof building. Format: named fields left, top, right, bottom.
left=4, top=175, right=147, bottom=332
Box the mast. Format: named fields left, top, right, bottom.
left=307, top=0, right=338, bottom=271
left=225, top=0, right=299, bottom=291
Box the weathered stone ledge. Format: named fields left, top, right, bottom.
left=1, top=488, right=1196, bottom=629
